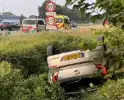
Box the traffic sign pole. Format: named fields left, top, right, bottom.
left=46, top=1, right=56, bottom=12
left=45, top=0, right=57, bottom=32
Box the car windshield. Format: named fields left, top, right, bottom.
left=64, top=18, right=70, bottom=24
left=23, top=20, right=36, bottom=25
left=37, top=20, right=44, bottom=25
left=3, top=22, right=9, bottom=24
left=56, top=18, right=63, bottom=23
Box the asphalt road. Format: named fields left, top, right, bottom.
left=0, top=24, right=103, bottom=36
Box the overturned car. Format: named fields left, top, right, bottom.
left=47, top=36, right=110, bottom=84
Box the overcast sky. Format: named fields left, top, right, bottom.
left=0, top=0, right=94, bottom=17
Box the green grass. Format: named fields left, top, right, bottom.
left=0, top=31, right=96, bottom=99
left=0, top=31, right=97, bottom=76
left=83, top=79, right=124, bottom=100
left=0, top=30, right=97, bottom=55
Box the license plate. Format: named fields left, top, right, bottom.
left=63, top=53, right=84, bottom=61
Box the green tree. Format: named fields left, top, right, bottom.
left=3, top=12, right=14, bottom=15
left=20, top=14, right=26, bottom=24
left=66, top=0, right=124, bottom=26
left=38, top=0, right=48, bottom=18
left=29, top=15, right=38, bottom=19
left=38, top=0, right=90, bottom=22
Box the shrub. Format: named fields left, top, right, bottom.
left=81, top=27, right=124, bottom=100
left=0, top=34, right=96, bottom=76
left=83, top=79, right=124, bottom=100
left=95, top=27, right=124, bottom=76
left=0, top=70, right=65, bottom=100
left=0, top=61, right=12, bottom=77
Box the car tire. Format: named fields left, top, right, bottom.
left=9, top=28, right=12, bottom=31
left=47, top=45, right=56, bottom=57
left=12, top=27, right=16, bottom=31
left=36, top=30, right=40, bottom=32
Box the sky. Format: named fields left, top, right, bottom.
left=0, top=0, right=94, bottom=17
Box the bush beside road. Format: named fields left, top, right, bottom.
left=0, top=26, right=123, bottom=99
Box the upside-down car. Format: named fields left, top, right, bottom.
left=47, top=36, right=108, bottom=84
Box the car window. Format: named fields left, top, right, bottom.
left=64, top=18, right=70, bottom=24
left=56, top=18, right=63, bottom=23
left=3, top=22, right=9, bottom=24
left=38, top=20, right=44, bottom=25
left=10, top=22, right=16, bottom=25
left=23, top=20, right=36, bottom=25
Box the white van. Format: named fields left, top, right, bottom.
left=21, top=18, right=46, bottom=32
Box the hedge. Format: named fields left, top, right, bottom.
left=0, top=27, right=123, bottom=100
left=0, top=33, right=96, bottom=76
left=0, top=69, right=65, bottom=100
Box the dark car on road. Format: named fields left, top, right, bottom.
left=0, top=21, right=20, bottom=31
left=71, top=22, right=77, bottom=28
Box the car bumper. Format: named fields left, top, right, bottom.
left=58, top=63, right=98, bottom=83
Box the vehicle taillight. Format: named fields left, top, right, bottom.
left=52, top=72, right=58, bottom=83
left=95, top=64, right=103, bottom=69
left=95, top=64, right=107, bottom=75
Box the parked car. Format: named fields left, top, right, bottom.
left=47, top=36, right=108, bottom=84
left=21, top=18, right=46, bottom=32
left=0, top=21, right=20, bottom=31
left=71, top=22, right=77, bottom=28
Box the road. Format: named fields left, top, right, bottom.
left=0, top=24, right=104, bottom=36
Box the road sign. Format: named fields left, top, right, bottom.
left=46, top=16, right=56, bottom=25
left=46, top=1, right=56, bottom=12
left=46, top=12, right=56, bottom=16
left=46, top=25, right=57, bottom=30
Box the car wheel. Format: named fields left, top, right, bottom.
left=36, top=30, right=39, bottom=32
left=12, top=27, right=16, bottom=31
left=47, top=45, right=56, bottom=57
left=9, top=28, right=12, bottom=31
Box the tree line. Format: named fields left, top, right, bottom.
left=38, top=0, right=91, bottom=23
left=66, top=0, right=124, bottom=27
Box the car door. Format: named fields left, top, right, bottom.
left=4, top=22, right=10, bottom=29
left=37, top=20, right=46, bottom=31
